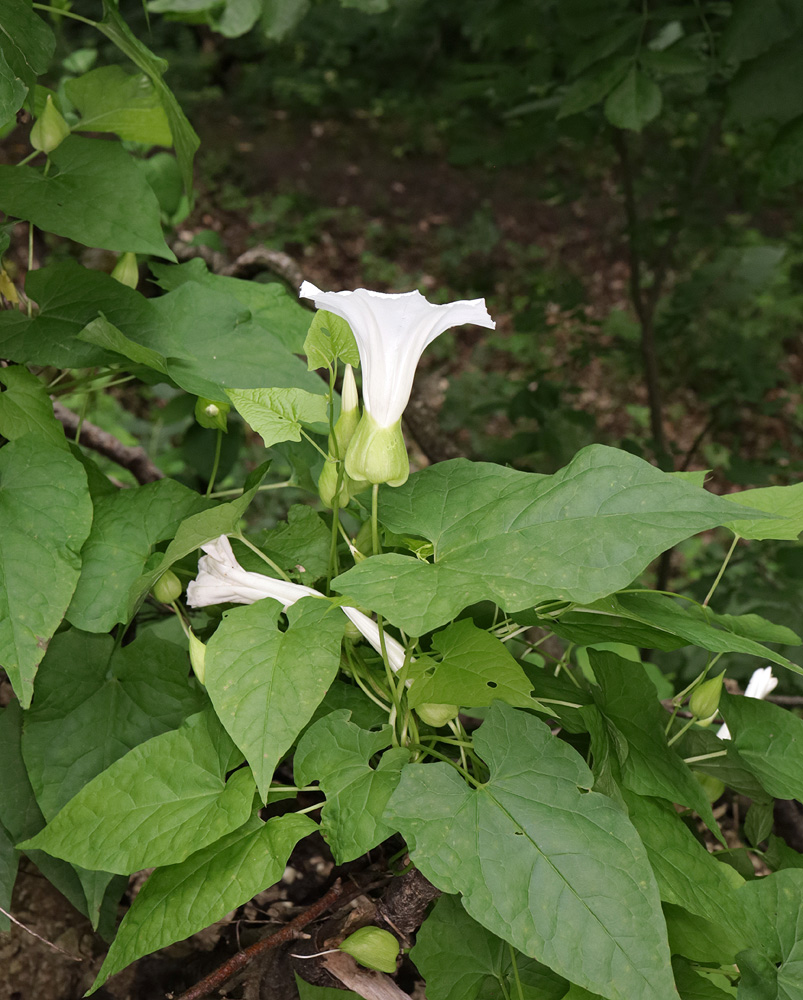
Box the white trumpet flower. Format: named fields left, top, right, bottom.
left=186, top=536, right=406, bottom=671
left=716, top=666, right=778, bottom=740
left=300, top=281, right=495, bottom=487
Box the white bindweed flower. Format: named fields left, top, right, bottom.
left=300, top=281, right=495, bottom=487
left=186, top=536, right=406, bottom=671
left=716, top=666, right=778, bottom=740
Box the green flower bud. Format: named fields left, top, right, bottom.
left=30, top=95, right=70, bottom=154
left=689, top=671, right=724, bottom=724
left=416, top=703, right=459, bottom=728
left=152, top=569, right=182, bottom=604
left=188, top=628, right=206, bottom=685
left=318, top=458, right=357, bottom=509
left=339, top=926, right=399, bottom=974
left=195, top=396, right=230, bottom=432
left=694, top=771, right=725, bottom=803
left=111, top=252, right=139, bottom=289
left=332, top=364, right=360, bottom=454
left=345, top=411, right=409, bottom=488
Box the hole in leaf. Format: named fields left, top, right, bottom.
left=487, top=681, right=498, bottom=688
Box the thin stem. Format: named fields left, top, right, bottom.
left=17, top=150, right=40, bottom=167
left=32, top=3, right=97, bottom=25
left=207, top=481, right=291, bottom=499
left=300, top=429, right=330, bottom=460
left=205, top=429, right=223, bottom=498
left=508, top=943, right=525, bottom=1000
left=26, top=224, right=34, bottom=318
left=295, top=801, right=324, bottom=816
left=684, top=750, right=728, bottom=764
left=702, top=535, right=739, bottom=607
left=667, top=717, right=696, bottom=747
left=537, top=697, right=583, bottom=710
left=371, top=483, right=381, bottom=556
left=234, top=532, right=291, bottom=582
left=410, top=743, right=482, bottom=787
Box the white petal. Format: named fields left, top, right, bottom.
left=342, top=606, right=407, bottom=672
left=743, top=666, right=778, bottom=700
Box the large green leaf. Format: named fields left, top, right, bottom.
left=604, top=66, right=662, bottom=131
left=0, top=261, right=154, bottom=370
left=0, top=365, right=65, bottom=446
left=334, top=447, right=763, bottom=636
left=589, top=651, right=721, bottom=838
left=737, top=869, right=803, bottom=999
left=0, top=0, right=55, bottom=115
left=303, top=308, right=360, bottom=369
left=0, top=435, right=92, bottom=707
left=98, top=0, right=199, bottom=197
left=719, top=692, right=803, bottom=800
left=21, top=628, right=204, bottom=820
left=724, top=482, right=803, bottom=540
left=548, top=593, right=802, bottom=676
left=20, top=708, right=254, bottom=874
left=205, top=596, right=345, bottom=799
left=0, top=136, right=174, bottom=259
left=386, top=704, right=677, bottom=1000
left=728, top=30, right=803, bottom=127
left=411, top=893, right=569, bottom=1000
left=407, top=619, right=541, bottom=711
left=65, top=65, right=172, bottom=145
left=227, top=386, right=328, bottom=447
left=294, top=711, right=409, bottom=863
left=90, top=812, right=316, bottom=992
left=247, top=504, right=331, bottom=584
left=152, top=258, right=311, bottom=352
left=67, top=477, right=210, bottom=633
left=557, top=56, right=631, bottom=118
left=77, top=314, right=169, bottom=375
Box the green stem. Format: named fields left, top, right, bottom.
left=205, top=429, right=223, bottom=497
left=300, top=429, right=330, bottom=460
left=26, top=224, right=33, bottom=318
left=17, top=150, right=40, bottom=168
left=667, top=717, right=696, bottom=747
left=409, top=743, right=482, bottom=787
left=234, top=532, right=291, bottom=582
left=684, top=749, right=728, bottom=764
left=703, top=535, right=739, bottom=607
left=32, top=3, right=98, bottom=25
left=371, top=483, right=381, bottom=556
left=508, top=944, right=525, bottom=1000
left=207, top=480, right=292, bottom=499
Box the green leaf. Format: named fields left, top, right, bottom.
left=0, top=0, right=55, bottom=113
left=412, top=893, right=569, bottom=1000
left=671, top=957, right=737, bottom=999
left=0, top=261, right=154, bottom=370
left=589, top=650, right=722, bottom=839
left=0, top=821, right=16, bottom=932
left=20, top=708, right=254, bottom=874
left=205, top=597, right=345, bottom=800
left=98, top=0, right=199, bottom=197
left=387, top=704, right=676, bottom=1000
left=621, top=791, right=749, bottom=953
left=407, top=619, right=541, bottom=711
left=334, top=447, right=764, bottom=636
left=604, top=66, right=662, bottom=131
left=721, top=0, right=803, bottom=63
left=21, top=627, right=204, bottom=820
left=738, top=869, right=803, bottom=998
left=248, top=504, right=331, bottom=583
left=77, top=313, right=169, bottom=375
left=151, top=258, right=311, bottom=352
left=745, top=801, right=774, bottom=848
left=131, top=281, right=324, bottom=399
left=0, top=365, right=65, bottom=446
left=294, top=711, right=409, bottom=863
left=719, top=691, right=803, bottom=800
left=128, top=461, right=268, bottom=614
left=226, top=386, right=328, bottom=448
left=728, top=30, right=803, bottom=128
left=64, top=65, right=172, bottom=145
left=0, top=136, right=175, bottom=259
left=66, top=477, right=210, bottom=633
left=90, top=812, right=316, bottom=992
left=763, top=116, right=803, bottom=189
left=213, top=0, right=263, bottom=37
left=295, top=975, right=360, bottom=1000
left=304, top=308, right=360, bottom=370
left=557, top=56, right=631, bottom=118
left=0, top=435, right=92, bottom=707
left=724, top=482, right=803, bottom=540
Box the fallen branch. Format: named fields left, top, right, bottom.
left=52, top=399, right=164, bottom=484
left=0, top=905, right=82, bottom=960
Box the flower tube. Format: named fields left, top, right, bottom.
left=186, top=536, right=406, bottom=671
left=300, top=281, right=495, bottom=487
left=716, top=666, right=778, bottom=740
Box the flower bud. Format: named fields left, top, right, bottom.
left=339, top=926, right=399, bottom=974
left=152, top=569, right=182, bottom=604
left=188, top=628, right=206, bottom=685
left=689, top=671, right=724, bottom=725
left=30, top=95, right=70, bottom=154
left=111, top=252, right=139, bottom=289
left=195, top=396, right=230, bottom=432
left=416, top=703, right=459, bottom=728
left=694, top=771, right=725, bottom=803
left=318, top=458, right=354, bottom=509
left=345, top=412, right=409, bottom=488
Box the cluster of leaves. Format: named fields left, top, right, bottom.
left=2, top=4, right=803, bottom=1000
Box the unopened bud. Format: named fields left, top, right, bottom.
left=152, top=569, right=182, bottom=604
left=30, top=95, right=70, bottom=154
left=694, top=771, right=725, bottom=803
left=188, top=629, right=206, bottom=685
left=339, top=926, right=399, bottom=974
left=416, top=703, right=459, bottom=728
left=111, top=252, right=139, bottom=289
left=689, top=671, right=725, bottom=725
left=195, top=396, right=230, bottom=432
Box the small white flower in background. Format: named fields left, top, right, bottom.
left=186, top=536, right=406, bottom=672
left=300, top=281, right=495, bottom=487
left=716, top=666, right=778, bottom=740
